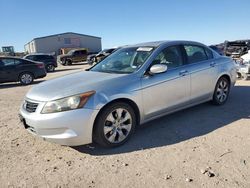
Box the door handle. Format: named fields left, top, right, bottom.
left=179, top=70, right=188, bottom=76
left=210, top=62, right=216, bottom=67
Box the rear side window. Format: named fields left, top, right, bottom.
left=184, top=45, right=208, bottom=64
left=26, top=55, right=35, bottom=60
left=205, top=48, right=214, bottom=59
left=77, top=50, right=87, bottom=55
left=46, top=55, right=54, bottom=60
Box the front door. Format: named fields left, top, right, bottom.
left=141, top=45, right=191, bottom=120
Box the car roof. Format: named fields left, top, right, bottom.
left=124, top=40, right=207, bottom=48
left=25, top=53, right=52, bottom=56
left=0, top=56, right=23, bottom=60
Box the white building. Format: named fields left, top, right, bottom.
left=24, top=32, right=102, bottom=55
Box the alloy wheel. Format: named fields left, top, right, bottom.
left=216, top=79, right=229, bottom=103
left=47, top=65, right=55, bottom=72
left=20, top=73, right=33, bottom=84
left=103, top=108, right=132, bottom=144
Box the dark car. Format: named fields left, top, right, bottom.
left=57, top=49, right=88, bottom=66
left=87, top=48, right=117, bottom=65
left=0, top=57, right=46, bottom=85
left=24, top=54, right=57, bottom=72
left=209, top=45, right=224, bottom=56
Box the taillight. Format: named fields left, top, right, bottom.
left=37, top=63, right=44, bottom=68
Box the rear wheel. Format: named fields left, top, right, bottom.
left=19, top=72, right=34, bottom=85
left=212, top=77, right=230, bottom=105
left=93, top=102, right=136, bottom=147
left=46, top=64, right=55, bottom=72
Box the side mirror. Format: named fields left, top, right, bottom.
left=149, top=64, right=168, bottom=74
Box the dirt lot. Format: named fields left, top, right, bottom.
left=0, top=64, right=250, bottom=188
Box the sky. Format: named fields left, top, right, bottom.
left=0, top=0, right=250, bottom=52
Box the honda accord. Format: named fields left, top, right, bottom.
left=19, top=41, right=237, bottom=147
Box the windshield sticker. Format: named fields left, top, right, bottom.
left=137, top=47, right=153, bottom=52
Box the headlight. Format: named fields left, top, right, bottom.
left=41, top=91, right=95, bottom=114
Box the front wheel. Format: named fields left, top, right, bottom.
left=93, top=102, right=136, bottom=147
left=19, top=72, right=34, bottom=85
left=212, top=77, right=230, bottom=105
left=65, top=59, right=72, bottom=65
left=242, top=73, right=248, bottom=80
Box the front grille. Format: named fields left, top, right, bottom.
left=24, top=101, right=38, bottom=113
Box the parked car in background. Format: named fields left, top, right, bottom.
left=19, top=41, right=236, bottom=147
left=209, top=45, right=224, bottom=56
left=24, top=53, right=57, bottom=72
left=224, top=40, right=250, bottom=58
left=0, top=57, right=46, bottom=85
left=235, top=50, right=250, bottom=80
left=57, top=48, right=88, bottom=66
left=87, top=48, right=118, bottom=65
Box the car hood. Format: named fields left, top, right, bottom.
left=26, top=71, right=127, bottom=101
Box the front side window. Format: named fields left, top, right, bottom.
left=184, top=45, right=208, bottom=64
left=67, top=50, right=75, bottom=55
left=14, top=59, right=22, bottom=65
left=152, top=46, right=184, bottom=69
left=90, top=47, right=154, bottom=74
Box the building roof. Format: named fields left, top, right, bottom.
left=33, top=32, right=101, bottom=40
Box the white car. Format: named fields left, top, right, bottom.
left=236, top=50, right=250, bottom=80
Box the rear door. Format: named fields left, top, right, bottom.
left=183, top=44, right=217, bottom=102
left=0, top=58, right=19, bottom=82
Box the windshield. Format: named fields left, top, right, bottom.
left=90, top=47, right=154, bottom=74
left=67, top=50, right=75, bottom=55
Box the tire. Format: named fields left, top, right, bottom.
left=19, top=72, right=34, bottom=85
left=242, top=73, right=248, bottom=80
left=65, top=59, right=72, bottom=66
left=61, top=59, right=66, bottom=66
left=93, top=102, right=136, bottom=147
left=212, top=77, right=230, bottom=105
left=236, top=72, right=242, bottom=79
left=46, top=64, right=55, bottom=72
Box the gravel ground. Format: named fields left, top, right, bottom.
left=0, top=63, right=249, bottom=188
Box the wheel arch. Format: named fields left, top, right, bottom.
left=217, top=74, right=231, bottom=86
left=92, top=98, right=141, bottom=137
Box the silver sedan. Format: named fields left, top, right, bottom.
left=19, top=41, right=237, bottom=147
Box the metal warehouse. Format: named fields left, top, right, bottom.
left=24, top=32, right=102, bottom=55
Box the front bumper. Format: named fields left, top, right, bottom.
left=19, top=100, right=99, bottom=146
